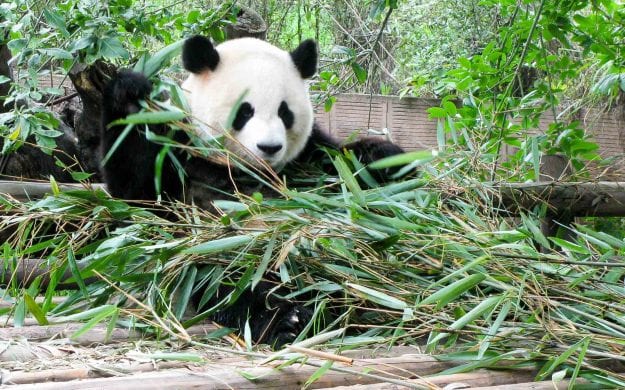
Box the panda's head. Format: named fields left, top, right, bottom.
left=181, top=36, right=317, bottom=169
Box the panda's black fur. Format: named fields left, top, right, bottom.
left=101, top=36, right=403, bottom=347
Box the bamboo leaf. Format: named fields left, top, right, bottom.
left=67, top=247, right=88, bottom=298
left=24, top=293, right=48, bottom=325
left=110, top=110, right=186, bottom=126
left=183, top=234, right=258, bottom=255
left=305, top=360, right=334, bottom=387
left=347, top=283, right=407, bottom=309
left=419, top=273, right=486, bottom=309
left=70, top=305, right=118, bottom=340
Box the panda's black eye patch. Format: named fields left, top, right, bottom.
left=232, top=102, right=254, bottom=131
left=278, top=101, right=294, bottom=129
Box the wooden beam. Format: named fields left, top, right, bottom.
left=316, top=368, right=537, bottom=389
left=0, top=258, right=94, bottom=288
left=0, top=354, right=459, bottom=389
left=0, top=323, right=218, bottom=349
left=495, top=181, right=625, bottom=217
left=0, top=180, right=105, bottom=201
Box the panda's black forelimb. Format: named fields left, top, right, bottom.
left=299, top=124, right=405, bottom=183
left=192, top=280, right=313, bottom=348
left=101, top=70, right=185, bottom=201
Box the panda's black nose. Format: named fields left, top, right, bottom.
left=257, top=143, right=283, bottom=155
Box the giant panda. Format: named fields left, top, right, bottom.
left=101, top=35, right=404, bottom=347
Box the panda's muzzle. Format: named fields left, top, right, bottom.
left=257, top=143, right=283, bottom=156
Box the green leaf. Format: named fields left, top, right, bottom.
left=43, top=9, right=70, bottom=37
left=428, top=107, right=447, bottom=119
left=324, top=96, right=336, bottom=112
left=536, top=337, right=589, bottom=381
left=419, top=273, right=486, bottom=310
left=173, top=265, right=197, bottom=319
left=67, top=247, right=88, bottom=298
left=347, top=283, right=407, bottom=310
left=427, top=295, right=502, bottom=348
left=132, top=352, right=204, bottom=362
left=24, top=293, right=48, bottom=325
left=135, top=39, right=185, bottom=78
left=110, top=110, right=186, bottom=126
left=183, top=234, right=257, bottom=255
left=305, top=360, right=334, bottom=387
left=70, top=305, right=119, bottom=340
left=98, top=36, right=129, bottom=60
left=369, top=150, right=435, bottom=169
left=351, top=62, right=367, bottom=84
left=333, top=156, right=365, bottom=206
left=39, top=48, right=73, bottom=60
left=548, top=237, right=590, bottom=254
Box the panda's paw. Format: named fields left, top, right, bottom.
left=343, top=138, right=405, bottom=182
left=344, top=138, right=404, bottom=164
left=105, top=70, right=153, bottom=114
left=269, top=305, right=312, bottom=348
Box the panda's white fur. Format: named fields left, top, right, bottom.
left=182, top=38, right=314, bottom=169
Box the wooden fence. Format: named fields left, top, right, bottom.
left=314, top=94, right=625, bottom=171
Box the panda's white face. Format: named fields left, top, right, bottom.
left=181, top=38, right=315, bottom=169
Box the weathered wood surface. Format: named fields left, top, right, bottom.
left=0, top=366, right=541, bottom=389
left=0, top=258, right=96, bottom=288
left=0, top=362, right=191, bottom=385
left=0, top=323, right=218, bottom=349
left=317, top=369, right=538, bottom=389
left=0, top=354, right=458, bottom=389
left=468, top=379, right=590, bottom=389
left=495, top=181, right=625, bottom=217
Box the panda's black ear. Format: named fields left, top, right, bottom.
left=290, top=39, right=317, bottom=79
left=183, top=35, right=220, bottom=73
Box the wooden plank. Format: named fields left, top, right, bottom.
left=4, top=354, right=458, bottom=389
left=317, top=368, right=537, bottom=389
left=0, top=362, right=190, bottom=385
left=0, top=323, right=218, bottom=348
left=468, top=379, right=590, bottom=389
left=0, top=180, right=104, bottom=201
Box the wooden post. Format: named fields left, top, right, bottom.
left=539, top=154, right=574, bottom=241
